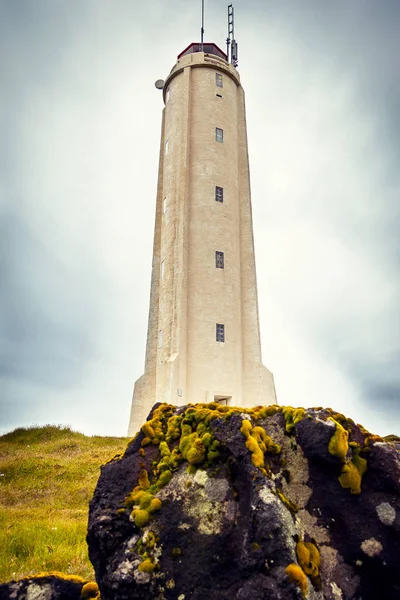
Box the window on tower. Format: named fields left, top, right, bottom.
left=216, top=323, right=225, bottom=342
left=215, top=251, right=224, bottom=269
left=216, top=128, right=223, bottom=143
left=215, top=186, right=223, bottom=203
left=165, top=140, right=169, bottom=155
left=216, top=73, right=223, bottom=88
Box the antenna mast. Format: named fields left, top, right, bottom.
left=226, top=4, right=238, bottom=67
left=200, top=0, right=204, bottom=51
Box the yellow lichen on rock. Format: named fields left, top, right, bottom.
left=328, top=419, right=349, bottom=460
left=296, top=539, right=320, bottom=578
left=240, top=419, right=281, bottom=470
left=80, top=581, right=100, bottom=599
left=22, top=572, right=87, bottom=584
left=285, top=563, right=308, bottom=597
left=339, top=451, right=367, bottom=495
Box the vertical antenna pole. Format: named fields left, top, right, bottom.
left=200, top=0, right=204, bottom=51
left=226, top=4, right=230, bottom=61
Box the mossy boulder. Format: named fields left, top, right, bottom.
left=88, top=403, right=400, bottom=600
left=0, top=574, right=99, bottom=599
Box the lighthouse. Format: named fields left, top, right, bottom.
left=128, top=26, right=277, bottom=436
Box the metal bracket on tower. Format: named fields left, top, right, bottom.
left=226, top=4, right=238, bottom=67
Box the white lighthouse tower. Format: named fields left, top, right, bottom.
left=128, top=13, right=276, bottom=436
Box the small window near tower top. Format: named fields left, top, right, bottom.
left=215, top=186, right=223, bottom=203
left=216, top=251, right=224, bottom=269
left=158, top=330, right=163, bottom=348
left=165, top=140, right=169, bottom=155
left=216, top=128, right=223, bottom=143
left=216, top=73, right=223, bottom=88
left=216, top=323, right=225, bottom=342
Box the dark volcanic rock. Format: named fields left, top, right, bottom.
left=0, top=575, right=96, bottom=600
left=87, top=403, right=400, bottom=600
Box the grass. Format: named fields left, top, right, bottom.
left=0, top=424, right=128, bottom=583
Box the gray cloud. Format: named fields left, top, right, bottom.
left=0, top=209, right=96, bottom=388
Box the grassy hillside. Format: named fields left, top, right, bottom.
left=0, top=425, right=127, bottom=583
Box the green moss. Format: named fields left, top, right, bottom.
left=165, top=415, right=182, bottom=444
left=285, top=563, right=308, bottom=598
left=138, top=558, right=156, bottom=573
left=282, top=407, right=305, bottom=434
left=328, top=418, right=349, bottom=460
left=148, top=498, right=162, bottom=513
left=202, top=432, right=212, bottom=447
left=187, top=438, right=207, bottom=465
left=159, top=441, right=170, bottom=457
left=138, top=493, right=153, bottom=509
left=207, top=449, right=220, bottom=462
left=138, top=469, right=150, bottom=490
left=22, top=571, right=87, bottom=584
left=254, top=405, right=280, bottom=419
left=157, top=469, right=172, bottom=488
left=141, top=422, right=155, bottom=439
left=132, top=508, right=150, bottom=528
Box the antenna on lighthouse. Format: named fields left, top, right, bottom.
left=200, top=0, right=205, bottom=51
left=226, top=4, right=238, bottom=67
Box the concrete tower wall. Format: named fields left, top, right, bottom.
left=128, top=51, right=276, bottom=437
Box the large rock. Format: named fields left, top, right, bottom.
left=0, top=574, right=99, bottom=600
left=87, top=403, right=400, bottom=600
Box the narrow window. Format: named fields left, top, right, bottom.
left=215, top=186, right=223, bottom=203
left=216, top=128, right=223, bottom=143
left=215, top=251, right=224, bottom=269
left=161, top=260, right=165, bottom=278
left=165, top=140, right=169, bottom=155
left=216, top=93, right=223, bottom=98
left=163, top=198, right=167, bottom=214
left=216, top=323, right=225, bottom=342
left=158, top=330, right=163, bottom=348
left=216, top=73, right=223, bottom=88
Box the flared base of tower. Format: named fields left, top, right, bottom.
left=127, top=365, right=277, bottom=437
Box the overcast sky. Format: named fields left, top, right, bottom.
left=1, top=0, right=399, bottom=437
